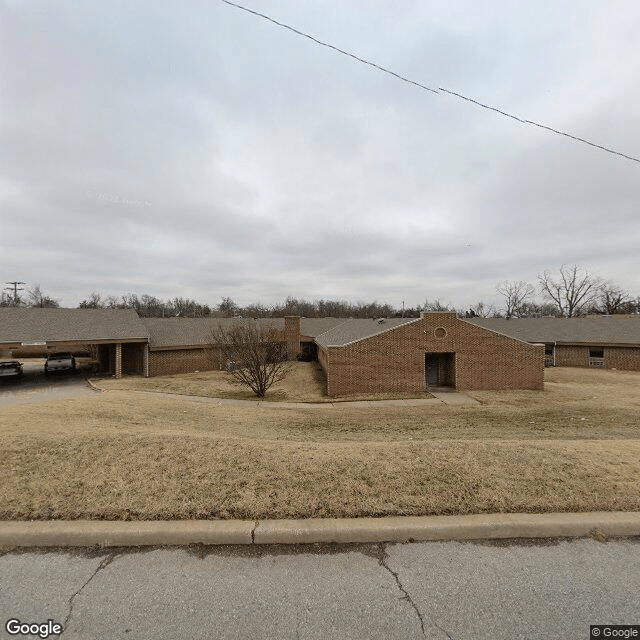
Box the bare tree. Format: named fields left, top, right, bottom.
left=78, top=292, right=104, bottom=308
left=595, top=283, right=629, bottom=315
left=167, top=297, right=211, bottom=317
left=538, top=265, right=602, bottom=317
left=496, top=280, right=535, bottom=318
left=421, top=298, right=455, bottom=312
left=103, top=295, right=121, bottom=309
left=465, top=301, right=499, bottom=318
left=517, top=301, right=558, bottom=318
left=27, top=284, right=59, bottom=308
left=217, top=297, right=239, bottom=317
left=0, top=291, right=22, bottom=307
left=210, top=321, right=291, bottom=397
left=626, top=297, right=640, bottom=314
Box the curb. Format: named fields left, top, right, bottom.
left=1, top=512, right=639, bottom=548
left=84, top=377, right=105, bottom=392
left=0, top=520, right=254, bottom=547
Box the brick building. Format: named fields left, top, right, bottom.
left=141, top=317, right=286, bottom=376
left=315, top=312, right=544, bottom=396
left=467, top=316, right=640, bottom=370
left=140, top=316, right=347, bottom=376
left=0, top=308, right=149, bottom=378
left=11, top=309, right=636, bottom=395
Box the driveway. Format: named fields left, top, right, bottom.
left=0, top=359, right=97, bottom=406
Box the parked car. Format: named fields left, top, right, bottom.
left=0, top=360, right=24, bottom=381
left=44, top=352, right=76, bottom=374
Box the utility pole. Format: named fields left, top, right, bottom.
left=401, top=301, right=405, bottom=318
left=5, top=281, right=25, bottom=306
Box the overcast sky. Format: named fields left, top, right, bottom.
left=1, top=0, right=639, bottom=310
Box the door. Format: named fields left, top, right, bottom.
left=425, top=354, right=440, bottom=386
left=425, top=353, right=455, bottom=387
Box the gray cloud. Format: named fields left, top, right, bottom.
left=1, top=0, right=639, bottom=310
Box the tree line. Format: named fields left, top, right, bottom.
left=3, top=265, right=639, bottom=318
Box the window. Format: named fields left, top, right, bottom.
left=589, top=347, right=604, bottom=358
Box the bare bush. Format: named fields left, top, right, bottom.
left=210, top=321, right=291, bottom=397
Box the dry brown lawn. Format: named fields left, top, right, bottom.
left=98, top=361, right=434, bottom=402
left=1, top=367, right=639, bottom=520
left=95, top=362, right=433, bottom=403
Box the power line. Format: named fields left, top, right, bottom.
left=221, top=0, right=438, bottom=95
left=436, top=88, right=640, bottom=163
left=220, top=0, right=640, bottom=165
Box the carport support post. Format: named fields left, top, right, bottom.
left=115, top=343, right=122, bottom=379
left=143, top=344, right=149, bottom=377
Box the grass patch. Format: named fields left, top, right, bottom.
left=1, top=367, right=639, bottom=520
left=98, top=361, right=435, bottom=403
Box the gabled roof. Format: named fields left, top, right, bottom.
left=142, top=317, right=284, bottom=349
left=299, top=317, right=347, bottom=339
left=314, top=318, right=418, bottom=348
left=0, top=308, right=148, bottom=345
left=466, top=316, right=640, bottom=346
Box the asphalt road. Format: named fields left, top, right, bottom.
left=1, top=538, right=639, bottom=639
left=0, top=360, right=96, bottom=405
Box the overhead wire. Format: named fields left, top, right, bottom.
left=220, top=0, right=640, bottom=165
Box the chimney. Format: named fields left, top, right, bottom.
left=284, top=316, right=301, bottom=360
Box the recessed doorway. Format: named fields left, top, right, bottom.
left=425, top=352, right=455, bottom=387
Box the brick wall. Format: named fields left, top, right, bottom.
left=121, top=343, right=146, bottom=375
left=555, top=345, right=640, bottom=370
left=284, top=316, right=301, bottom=358
left=318, top=344, right=328, bottom=373
left=149, top=347, right=221, bottom=376
left=323, top=313, right=544, bottom=397
left=606, top=347, right=640, bottom=370
left=554, top=345, right=589, bottom=367
left=144, top=317, right=302, bottom=377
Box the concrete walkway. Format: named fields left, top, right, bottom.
left=108, top=388, right=478, bottom=408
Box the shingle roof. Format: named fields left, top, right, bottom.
left=0, top=308, right=148, bottom=345
left=299, top=317, right=347, bottom=339
left=142, top=317, right=285, bottom=349
left=314, top=318, right=418, bottom=348
left=466, top=316, right=640, bottom=346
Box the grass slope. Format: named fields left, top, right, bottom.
left=1, top=367, right=639, bottom=520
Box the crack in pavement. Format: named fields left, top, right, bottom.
left=58, top=551, right=120, bottom=638
left=364, top=543, right=426, bottom=637
left=370, top=543, right=455, bottom=640
left=251, top=521, right=259, bottom=544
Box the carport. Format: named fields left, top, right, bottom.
left=0, top=308, right=150, bottom=378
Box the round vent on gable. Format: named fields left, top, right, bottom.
left=434, top=327, right=447, bottom=338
